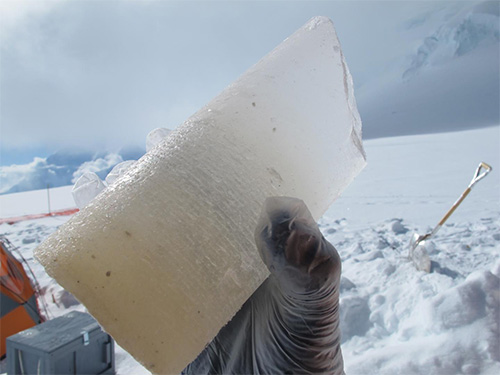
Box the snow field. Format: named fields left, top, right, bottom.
left=327, top=126, right=500, bottom=228
left=0, top=186, right=75, bottom=219
left=1, top=127, right=499, bottom=374
left=2, top=210, right=498, bottom=374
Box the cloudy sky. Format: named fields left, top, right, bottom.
left=0, top=0, right=480, bottom=165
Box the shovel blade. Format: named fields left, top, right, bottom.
left=409, top=233, right=431, bottom=273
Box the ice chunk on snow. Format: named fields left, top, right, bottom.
left=71, top=172, right=106, bottom=209
left=35, top=16, right=366, bottom=374
left=105, top=160, right=137, bottom=186
left=146, top=128, right=171, bottom=152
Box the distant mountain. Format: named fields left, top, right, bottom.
left=358, top=0, right=499, bottom=139
left=403, top=1, right=499, bottom=78
left=0, top=147, right=145, bottom=195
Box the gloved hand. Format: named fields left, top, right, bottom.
left=183, top=196, right=344, bottom=375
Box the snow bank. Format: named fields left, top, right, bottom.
left=320, top=213, right=500, bottom=375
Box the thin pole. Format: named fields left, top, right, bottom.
left=47, top=183, right=51, bottom=215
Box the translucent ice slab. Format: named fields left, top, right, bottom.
left=72, top=172, right=106, bottom=209
left=35, top=16, right=366, bottom=374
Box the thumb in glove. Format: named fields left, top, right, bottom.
left=184, top=196, right=344, bottom=375
left=255, top=196, right=342, bottom=296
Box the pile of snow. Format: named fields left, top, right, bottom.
left=320, top=215, right=500, bottom=374
left=1, top=126, right=498, bottom=374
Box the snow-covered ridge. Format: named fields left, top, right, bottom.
left=355, top=0, right=499, bottom=139
left=404, top=1, right=499, bottom=78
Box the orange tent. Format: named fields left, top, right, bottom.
left=1, top=238, right=43, bottom=358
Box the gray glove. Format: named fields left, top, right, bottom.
left=183, top=197, right=344, bottom=374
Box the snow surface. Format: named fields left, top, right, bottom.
left=327, top=126, right=500, bottom=228
left=1, top=126, right=499, bottom=374
left=0, top=185, right=74, bottom=218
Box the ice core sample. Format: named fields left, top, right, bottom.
left=35, top=16, right=366, bottom=374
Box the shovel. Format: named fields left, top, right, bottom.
left=409, top=162, right=492, bottom=272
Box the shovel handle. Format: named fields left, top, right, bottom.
left=438, top=187, right=471, bottom=226
left=469, top=162, right=492, bottom=188
left=436, top=162, right=492, bottom=228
